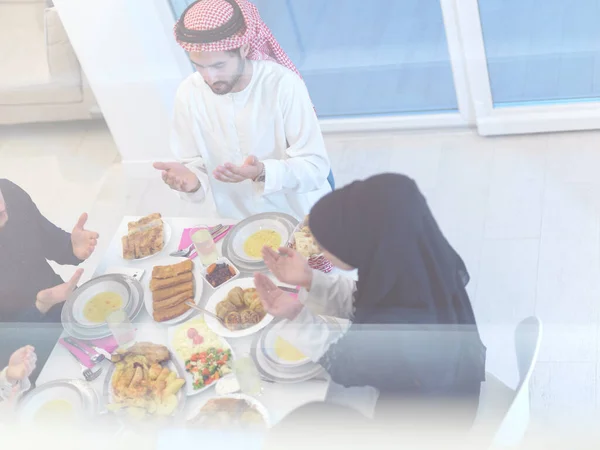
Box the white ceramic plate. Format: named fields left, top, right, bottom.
left=261, top=320, right=311, bottom=368
left=71, top=278, right=132, bottom=328
left=204, top=278, right=273, bottom=338
left=255, top=333, right=323, bottom=382
left=18, top=384, right=84, bottom=425
left=231, top=218, right=290, bottom=263
left=62, top=276, right=143, bottom=341
left=104, top=356, right=187, bottom=422
left=167, top=316, right=235, bottom=396
left=120, top=221, right=172, bottom=261
left=143, top=257, right=204, bottom=326
left=186, top=393, right=271, bottom=429
left=286, top=219, right=324, bottom=258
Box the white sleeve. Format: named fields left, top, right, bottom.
left=260, top=73, right=331, bottom=196
left=299, top=269, right=356, bottom=319
left=0, top=368, right=30, bottom=402
left=277, top=307, right=348, bottom=363
left=170, top=82, right=210, bottom=203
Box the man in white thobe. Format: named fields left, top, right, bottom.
left=154, top=0, right=332, bottom=220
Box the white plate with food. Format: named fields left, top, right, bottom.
left=186, top=393, right=270, bottom=430
left=104, top=342, right=187, bottom=423
left=286, top=215, right=323, bottom=258
left=253, top=333, right=324, bottom=383
left=261, top=319, right=311, bottom=368
left=121, top=213, right=172, bottom=261
left=143, top=258, right=203, bottom=326
left=168, top=316, right=235, bottom=396
left=231, top=218, right=290, bottom=263
left=18, top=379, right=98, bottom=426
left=62, top=275, right=144, bottom=340
left=204, top=278, right=273, bottom=338
left=71, top=277, right=132, bottom=328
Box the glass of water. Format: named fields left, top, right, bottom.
left=233, top=354, right=263, bottom=397
left=106, top=310, right=135, bottom=348
left=191, top=228, right=219, bottom=266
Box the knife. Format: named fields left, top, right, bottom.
left=64, top=337, right=106, bottom=365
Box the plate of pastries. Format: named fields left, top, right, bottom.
left=144, top=258, right=203, bottom=325
left=204, top=278, right=273, bottom=338
left=122, top=213, right=172, bottom=260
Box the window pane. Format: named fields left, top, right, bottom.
left=169, top=0, right=459, bottom=118
left=479, top=0, right=600, bottom=106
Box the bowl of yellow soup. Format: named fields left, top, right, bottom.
left=70, top=276, right=132, bottom=328
left=18, top=382, right=86, bottom=426
left=261, top=320, right=311, bottom=368
left=231, top=218, right=290, bottom=263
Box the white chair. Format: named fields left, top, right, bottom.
left=470, top=317, right=543, bottom=449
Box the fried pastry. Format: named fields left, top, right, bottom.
left=152, top=260, right=193, bottom=279
left=121, top=213, right=164, bottom=259
left=242, top=288, right=259, bottom=307
left=113, top=342, right=170, bottom=364
left=224, top=311, right=242, bottom=331
left=216, top=300, right=236, bottom=320
left=240, top=309, right=261, bottom=327
left=153, top=300, right=192, bottom=322
left=150, top=272, right=193, bottom=292
left=122, top=235, right=135, bottom=260
left=153, top=289, right=193, bottom=310
left=128, top=213, right=162, bottom=232
left=227, top=287, right=245, bottom=308
left=153, top=281, right=193, bottom=302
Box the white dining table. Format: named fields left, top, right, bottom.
left=35, top=216, right=331, bottom=427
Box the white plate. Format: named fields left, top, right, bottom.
left=167, top=316, right=235, bottom=396
left=256, top=334, right=320, bottom=381
left=261, top=320, right=311, bottom=368
left=62, top=276, right=144, bottom=341
left=120, top=220, right=172, bottom=261
left=143, top=257, right=204, bottom=326
left=186, top=393, right=271, bottom=429
left=286, top=219, right=324, bottom=258
left=231, top=219, right=290, bottom=263
left=104, top=356, right=187, bottom=422
left=205, top=278, right=273, bottom=338
left=18, top=384, right=84, bottom=425
left=72, top=278, right=132, bottom=328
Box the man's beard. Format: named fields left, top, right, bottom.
left=207, top=57, right=246, bottom=95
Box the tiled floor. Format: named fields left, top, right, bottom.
left=2, top=120, right=600, bottom=441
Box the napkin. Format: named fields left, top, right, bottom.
left=308, top=255, right=334, bottom=274
left=178, top=225, right=233, bottom=260
left=59, top=335, right=120, bottom=369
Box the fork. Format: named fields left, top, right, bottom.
left=64, top=347, right=103, bottom=381
left=170, top=224, right=225, bottom=257
left=184, top=301, right=228, bottom=327
left=82, top=365, right=103, bottom=382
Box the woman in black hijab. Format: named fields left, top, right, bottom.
left=255, top=173, right=486, bottom=427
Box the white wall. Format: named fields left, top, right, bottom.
left=53, top=0, right=193, bottom=163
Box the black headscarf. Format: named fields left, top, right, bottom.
left=309, top=174, right=486, bottom=394
left=310, top=173, right=472, bottom=325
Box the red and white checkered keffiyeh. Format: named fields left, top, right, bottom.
left=175, top=0, right=301, bottom=78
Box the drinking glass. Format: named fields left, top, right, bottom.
left=233, top=354, right=263, bottom=397
left=191, top=228, right=219, bottom=266
left=106, top=310, right=135, bottom=348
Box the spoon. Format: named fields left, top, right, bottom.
left=185, top=301, right=227, bottom=327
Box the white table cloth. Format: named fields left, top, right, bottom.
left=36, top=217, right=330, bottom=426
